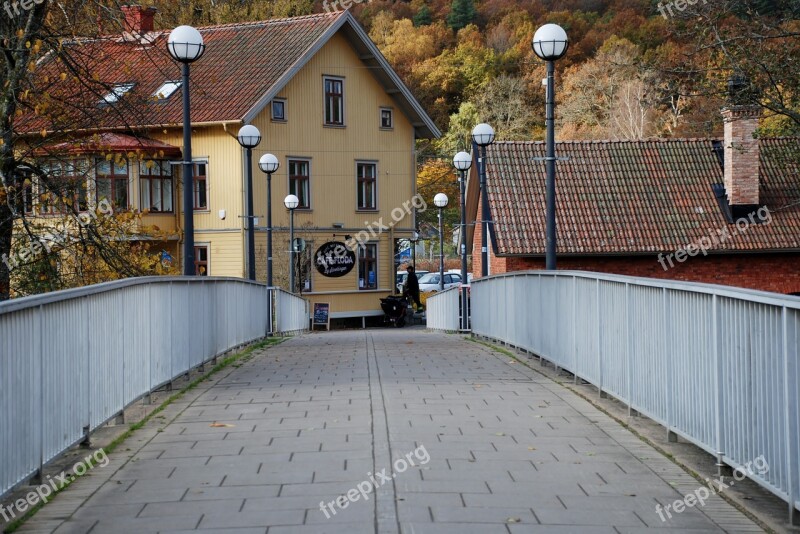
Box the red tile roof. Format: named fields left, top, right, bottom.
left=20, top=13, right=342, bottom=132
left=18, top=12, right=439, bottom=138
left=42, top=132, right=181, bottom=157
left=467, top=139, right=800, bottom=255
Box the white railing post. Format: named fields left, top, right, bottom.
left=596, top=278, right=603, bottom=397
left=784, top=306, right=800, bottom=525
left=712, top=294, right=729, bottom=476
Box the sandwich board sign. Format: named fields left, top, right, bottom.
left=313, top=302, right=330, bottom=331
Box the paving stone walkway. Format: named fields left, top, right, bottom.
left=20, top=330, right=763, bottom=533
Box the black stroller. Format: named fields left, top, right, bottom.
left=380, top=295, right=409, bottom=327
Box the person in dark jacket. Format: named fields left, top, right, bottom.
left=404, top=266, right=423, bottom=311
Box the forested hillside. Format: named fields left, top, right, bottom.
left=159, top=0, right=800, bottom=146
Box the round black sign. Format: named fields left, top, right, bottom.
left=315, top=242, right=356, bottom=278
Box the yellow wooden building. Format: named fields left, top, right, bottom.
left=16, top=8, right=440, bottom=321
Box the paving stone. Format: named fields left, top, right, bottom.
left=15, top=330, right=765, bottom=534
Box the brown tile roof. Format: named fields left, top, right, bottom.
left=42, top=132, right=181, bottom=157
left=468, top=138, right=800, bottom=256
left=18, top=12, right=439, bottom=138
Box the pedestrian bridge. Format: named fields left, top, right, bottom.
left=0, top=271, right=798, bottom=532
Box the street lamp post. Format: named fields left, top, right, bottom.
left=259, top=154, right=279, bottom=287
left=532, top=23, right=569, bottom=270
left=433, top=193, right=449, bottom=292
left=237, top=125, right=261, bottom=281
left=410, top=230, right=419, bottom=267
left=168, top=25, right=205, bottom=275
left=453, top=151, right=472, bottom=330
left=284, top=194, right=300, bottom=293
left=471, top=123, right=495, bottom=278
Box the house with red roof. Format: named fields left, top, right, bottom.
left=464, top=105, right=800, bottom=295
left=14, top=6, right=440, bottom=320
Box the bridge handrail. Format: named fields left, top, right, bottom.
left=470, top=270, right=799, bottom=520
left=0, top=277, right=307, bottom=500
left=426, top=286, right=462, bottom=331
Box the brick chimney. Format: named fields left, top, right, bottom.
left=121, top=5, right=156, bottom=34
left=721, top=74, right=761, bottom=207
left=721, top=105, right=761, bottom=206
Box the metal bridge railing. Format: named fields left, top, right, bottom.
left=470, top=271, right=799, bottom=523
left=272, top=287, right=310, bottom=334
left=425, top=286, right=462, bottom=332
left=0, top=277, right=308, bottom=499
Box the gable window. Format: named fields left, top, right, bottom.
left=96, top=159, right=129, bottom=210
left=194, top=245, right=209, bottom=276
left=380, top=108, right=393, bottom=129
left=358, top=243, right=378, bottom=290
left=357, top=162, right=377, bottom=210
left=140, top=160, right=173, bottom=213
left=101, top=83, right=134, bottom=105
left=323, top=77, right=344, bottom=126
left=288, top=159, right=310, bottom=209
left=193, top=162, right=208, bottom=210
left=271, top=99, right=286, bottom=121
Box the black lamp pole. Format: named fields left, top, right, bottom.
left=168, top=26, right=205, bottom=275
left=532, top=23, right=568, bottom=270
left=289, top=207, right=295, bottom=292
left=545, top=59, right=557, bottom=270
left=459, top=168, right=469, bottom=329
left=245, top=146, right=256, bottom=280
left=181, top=62, right=195, bottom=275
left=438, top=206, right=445, bottom=291
left=266, top=172, right=273, bottom=287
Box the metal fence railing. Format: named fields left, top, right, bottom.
left=425, top=287, right=462, bottom=332
left=0, top=277, right=308, bottom=499
left=272, top=287, right=309, bottom=334
left=470, top=271, right=799, bottom=523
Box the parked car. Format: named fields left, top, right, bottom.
left=395, top=270, right=429, bottom=294
left=447, top=269, right=473, bottom=284
left=418, top=272, right=462, bottom=293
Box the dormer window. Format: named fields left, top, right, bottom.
left=152, top=81, right=182, bottom=101
left=101, top=83, right=134, bottom=105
